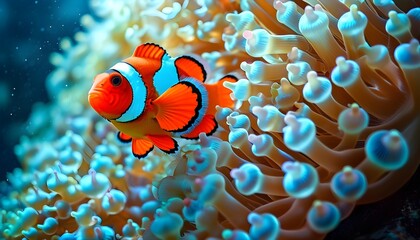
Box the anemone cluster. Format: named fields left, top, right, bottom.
left=1, top=0, right=419, bottom=239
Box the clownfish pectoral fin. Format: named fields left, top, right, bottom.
left=132, top=138, right=154, bottom=159
left=146, top=135, right=178, bottom=154
left=181, top=114, right=218, bottom=139
left=174, top=56, right=206, bottom=82
left=153, top=81, right=203, bottom=132
left=117, top=131, right=132, bottom=143
left=205, top=74, right=238, bottom=115
left=132, top=43, right=167, bottom=60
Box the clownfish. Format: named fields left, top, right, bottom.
left=88, top=43, right=237, bottom=158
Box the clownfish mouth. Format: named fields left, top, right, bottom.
left=88, top=90, right=121, bottom=120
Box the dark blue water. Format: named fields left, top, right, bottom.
left=0, top=0, right=89, bottom=181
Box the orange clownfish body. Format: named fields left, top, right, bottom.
left=88, top=43, right=237, bottom=158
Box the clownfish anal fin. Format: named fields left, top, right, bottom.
left=147, top=135, right=178, bottom=154
left=175, top=56, right=206, bottom=82
left=181, top=114, right=218, bottom=139
left=133, top=43, right=167, bottom=60
left=153, top=81, right=202, bottom=132
left=132, top=138, right=154, bottom=159
left=117, top=131, right=132, bottom=143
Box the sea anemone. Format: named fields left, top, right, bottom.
left=1, top=0, right=419, bottom=239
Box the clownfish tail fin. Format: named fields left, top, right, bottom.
left=205, top=75, right=238, bottom=115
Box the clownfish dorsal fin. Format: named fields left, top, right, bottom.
left=153, top=81, right=203, bottom=132
left=132, top=43, right=167, bottom=60
left=146, top=135, right=178, bottom=154
left=181, top=114, right=218, bottom=139
left=132, top=138, right=154, bottom=159
left=174, top=56, right=206, bottom=82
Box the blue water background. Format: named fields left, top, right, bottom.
left=0, top=0, right=89, bottom=181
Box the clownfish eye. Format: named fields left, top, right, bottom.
left=111, top=76, right=122, bottom=86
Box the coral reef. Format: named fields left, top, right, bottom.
left=1, top=0, right=419, bottom=239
